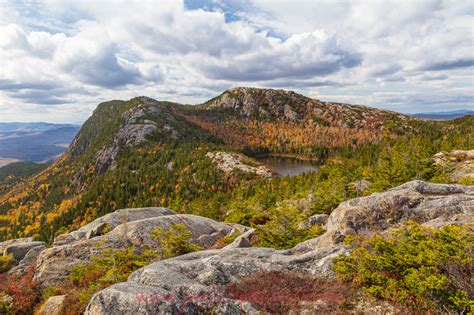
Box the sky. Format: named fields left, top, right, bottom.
left=0, top=0, right=473, bottom=124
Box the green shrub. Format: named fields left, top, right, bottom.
left=41, top=287, right=62, bottom=300
left=256, top=206, right=325, bottom=249
left=333, top=221, right=474, bottom=313
left=151, top=224, right=203, bottom=259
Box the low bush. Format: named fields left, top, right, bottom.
left=333, top=221, right=474, bottom=314
left=0, top=265, right=41, bottom=314
left=151, top=223, right=203, bottom=258
left=65, top=246, right=157, bottom=313
left=62, top=223, right=203, bottom=314
left=256, top=206, right=325, bottom=249
left=225, top=270, right=353, bottom=313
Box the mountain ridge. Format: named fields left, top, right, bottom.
left=0, top=87, right=471, bottom=244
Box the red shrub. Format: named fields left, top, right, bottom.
left=0, top=265, right=41, bottom=314
left=225, top=270, right=353, bottom=313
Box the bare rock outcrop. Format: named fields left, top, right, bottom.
left=34, top=210, right=242, bottom=287
left=85, top=245, right=347, bottom=315
left=206, top=151, right=273, bottom=178
left=37, top=295, right=67, bottom=315
left=0, top=237, right=45, bottom=264
left=94, top=97, right=178, bottom=174
left=294, top=180, right=473, bottom=250
left=432, top=149, right=474, bottom=182
left=54, top=207, right=175, bottom=245
left=85, top=180, right=473, bottom=314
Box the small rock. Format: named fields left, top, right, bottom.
left=37, top=295, right=66, bottom=315
left=85, top=222, right=109, bottom=239
left=224, top=229, right=255, bottom=249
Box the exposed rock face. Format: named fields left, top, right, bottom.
left=85, top=245, right=347, bottom=315
left=206, top=151, right=273, bottom=178
left=432, top=149, right=474, bottom=182
left=86, top=180, right=473, bottom=314
left=300, top=214, right=329, bottom=229
left=223, top=228, right=255, bottom=249
left=34, top=209, right=242, bottom=287
left=55, top=207, right=175, bottom=245
left=8, top=244, right=45, bottom=275
left=94, top=97, right=179, bottom=174
left=294, top=180, right=473, bottom=250
left=0, top=237, right=35, bottom=254
left=203, top=87, right=408, bottom=130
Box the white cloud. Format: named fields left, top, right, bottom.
left=0, top=0, right=472, bottom=123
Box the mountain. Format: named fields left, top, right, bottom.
left=0, top=87, right=472, bottom=314
left=0, top=122, right=80, bottom=163
left=0, top=87, right=472, bottom=244
left=181, top=87, right=418, bottom=156
left=411, top=109, right=474, bottom=120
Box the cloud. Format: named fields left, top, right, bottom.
left=194, top=33, right=362, bottom=81
left=0, top=0, right=473, bottom=123
left=420, top=58, right=474, bottom=71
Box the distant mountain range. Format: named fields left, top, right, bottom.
left=0, top=122, right=80, bottom=164
left=411, top=109, right=474, bottom=120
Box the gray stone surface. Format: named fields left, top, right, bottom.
left=34, top=213, right=235, bottom=287
left=8, top=244, right=45, bottom=275
left=223, top=228, right=255, bottom=249
left=85, top=245, right=347, bottom=315
left=300, top=214, right=329, bottom=229
left=55, top=207, right=175, bottom=245
left=0, top=237, right=34, bottom=254
left=293, top=180, right=474, bottom=250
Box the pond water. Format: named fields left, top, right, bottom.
left=256, top=156, right=319, bottom=177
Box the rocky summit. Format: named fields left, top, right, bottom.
left=80, top=180, right=473, bottom=314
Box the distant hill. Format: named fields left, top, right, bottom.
left=0, top=161, right=48, bottom=192
left=411, top=110, right=474, bottom=120
left=0, top=122, right=80, bottom=163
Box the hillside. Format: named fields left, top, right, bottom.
left=0, top=162, right=49, bottom=193
left=0, top=88, right=472, bottom=244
